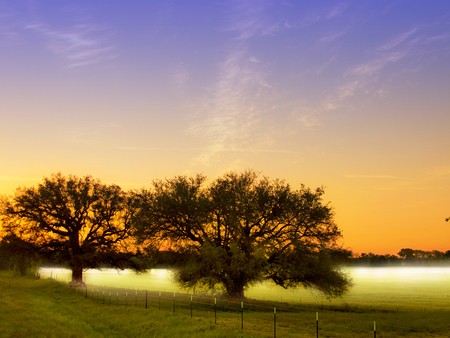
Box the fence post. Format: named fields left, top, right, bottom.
left=316, top=312, right=319, bottom=338
left=85, top=285, right=87, bottom=299
left=135, top=290, right=137, bottom=307
left=117, top=293, right=119, bottom=307
left=126, top=292, right=128, bottom=308
left=173, top=292, right=176, bottom=313
left=145, top=290, right=148, bottom=309
left=103, top=291, right=105, bottom=305
left=191, top=295, right=193, bottom=318
left=274, top=307, right=276, bottom=338
left=374, top=321, right=376, bottom=338
left=214, top=298, right=217, bottom=324
left=241, top=301, right=244, bottom=331
left=109, top=292, right=111, bottom=306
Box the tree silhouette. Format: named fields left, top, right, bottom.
left=0, top=233, right=40, bottom=275
left=133, top=170, right=351, bottom=299
left=0, top=173, right=142, bottom=285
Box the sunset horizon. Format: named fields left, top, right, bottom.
left=1, top=0, right=450, bottom=256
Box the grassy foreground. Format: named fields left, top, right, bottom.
left=2, top=271, right=450, bottom=338
left=0, top=271, right=256, bottom=338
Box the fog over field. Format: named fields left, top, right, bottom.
left=39, top=267, right=450, bottom=310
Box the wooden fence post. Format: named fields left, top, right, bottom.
left=241, top=301, right=244, bottom=331
left=214, top=298, right=217, bottom=324
left=316, top=312, right=319, bottom=338
left=274, top=307, right=276, bottom=338
left=173, top=293, right=176, bottom=313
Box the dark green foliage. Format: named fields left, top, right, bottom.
left=0, top=233, right=40, bottom=274
left=350, top=249, right=450, bottom=266
left=0, top=173, right=146, bottom=283
left=133, top=170, right=351, bottom=299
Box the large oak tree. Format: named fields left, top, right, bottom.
left=133, top=170, right=351, bottom=298
left=0, top=173, right=142, bottom=285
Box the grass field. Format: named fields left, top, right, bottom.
left=2, top=271, right=450, bottom=337
left=0, top=271, right=255, bottom=338
left=39, top=266, right=450, bottom=312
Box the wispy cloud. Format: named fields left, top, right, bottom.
left=189, top=1, right=276, bottom=165
left=118, top=147, right=149, bottom=151
left=331, top=27, right=424, bottom=103
left=428, top=166, right=450, bottom=177
left=347, top=166, right=450, bottom=192
left=345, top=175, right=401, bottom=179
left=65, top=124, right=120, bottom=144
left=346, top=52, right=406, bottom=77
left=337, top=81, right=360, bottom=99
left=224, top=0, right=267, bottom=40
left=26, top=23, right=115, bottom=67
left=378, top=27, right=418, bottom=51
left=333, top=49, right=407, bottom=103
left=0, top=3, right=21, bottom=40
left=293, top=112, right=320, bottom=129
left=325, top=3, right=349, bottom=19
left=297, top=3, right=349, bottom=27
left=427, top=33, right=450, bottom=42
left=318, top=31, right=346, bottom=44
left=172, top=62, right=189, bottom=95
left=290, top=102, right=334, bottom=129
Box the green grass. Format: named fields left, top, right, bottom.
left=247, top=267, right=450, bottom=312
left=0, top=271, right=257, bottom=338
left=2, top=271, right=450, bottom=338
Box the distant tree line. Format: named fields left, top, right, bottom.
left=350, top=248, right=450, bottom=267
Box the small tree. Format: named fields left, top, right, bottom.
left=1, top=173, right=143, bottom=285
left=133, top=170, right=351, bottom=298
left=0, top=233, right=40, bottom=274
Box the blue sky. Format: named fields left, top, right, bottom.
left=1, top=0, right=450, bottom=254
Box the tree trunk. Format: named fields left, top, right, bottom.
left=70, top=260, right=85, bottom=287
left=225, top=283, right=245, bottom=299
left=69, top=229, right=85, bottom=287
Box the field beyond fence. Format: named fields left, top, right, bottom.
left=33, top=269, right=450, bottom=338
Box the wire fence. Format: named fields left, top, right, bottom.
left=39, top=270, right=449, bottom=338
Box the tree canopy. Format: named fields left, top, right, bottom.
left=0, top=173, right=143, bottom=285
left=133, top=170, right=351, bottom=298
left=0, top=233, right=40, bottom=275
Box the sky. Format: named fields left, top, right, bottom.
left=1, top=0, right=449, bottom=255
